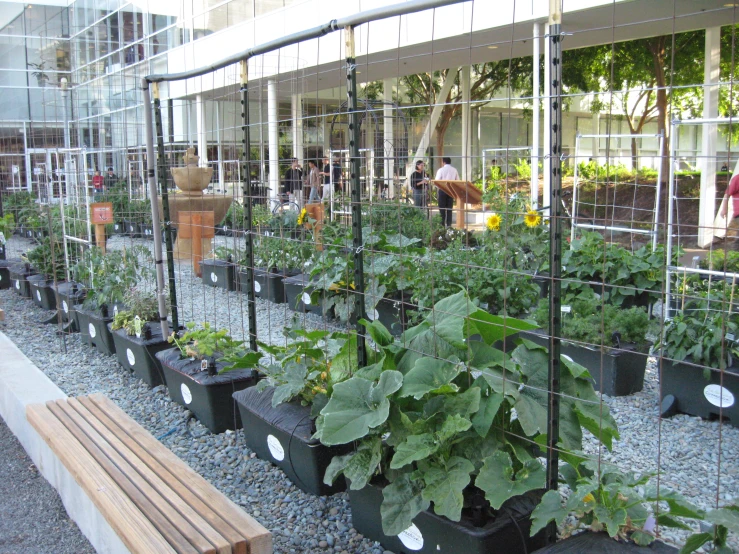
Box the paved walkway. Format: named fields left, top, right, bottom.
left=0, top=416, right=94, bottom=554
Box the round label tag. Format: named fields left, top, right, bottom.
left=398, top=523, right=424, bottom=551
left=267, top=434, right=285, bottom=461
left=62, top=300, right=69, bottom=313
left=704, top=384, right=735, bottom=408
left=211, top=272, right=218, bottom=283
left=302, top=292, right=312, bottom=305
left=181, top=383, right=193, bottom=404
left=15, top=280, right=20, bottom=290
left=89, top=323, right=97, bottom=338
left=36, top=290, right=41, bottom=301
left=126, top=348, right=136, bottom=366
left=130, top=225, right=135, bottom=232
left=254, top=281, right=262, bottom=293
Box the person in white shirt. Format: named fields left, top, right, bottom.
left=434, top=157, right=459, bottom=227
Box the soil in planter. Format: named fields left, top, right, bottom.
left=201, top=259, right=238, bottom=291
left=348, top=483, right=545, bottom=554
left=110, top=324, right=171, bottom=387
left=532, top=531, right=677, bottom=553
left=156, top=348, right=260, bottom=434
left=233, top=386, right=352, bottom=496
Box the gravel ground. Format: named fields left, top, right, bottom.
left=0, top=417, right=96, bottom=554
left=2, top=233, right=739, bottom=552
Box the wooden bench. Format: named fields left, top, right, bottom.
left=27, top=393, right=272, bottom=554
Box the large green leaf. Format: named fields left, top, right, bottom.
left=390, top=433, right=438, bottom=469
left=679, top=533, right=714, bottom=554
left=437, top=414, right=473, bottom=442
left=476, top=451, right=546, bottom=510
left=421, top=457, right=475, bottom=522
left=318, top=370, right=403, bottom=445
left=707, top=506, right=739, bottom=533
left=399, top=357, right=461, bottom=399
left=381, top=474, right=430, bottom=536
left=594, top=504, right=627, bottom=538
left=424, top=290, right=476, bottom=349
left=360, top=317, right=394, bottom=347
left=328, top=437, right=383, bottom=490
left=471, top=391, right=504, bottom=438
left=271, top=362, right=308, bottom=406
left=330, top=334, right=358, bottom=383
left=529, top=490, right=568, bottom=537
left=466, top=309, right=537, bottom=345
left=443, top=386, right=481, bottom=416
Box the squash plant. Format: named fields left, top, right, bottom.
left=316, top=290, right=620, bottom=536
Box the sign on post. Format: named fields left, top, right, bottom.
left=90, top=202, right=114, bottom=252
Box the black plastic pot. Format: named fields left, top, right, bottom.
left=57, top=283, right=86, bottom=325
left=348, top=483, right=545, bottom=554
left=202, top=259, right=238, bottom=291
left=156, top=347, right=260, bottom=434
left=109, top=323, right=171, bottom=387
left=25, top=228, right=34, bottom=239
left=284, top=273, right=325, bottom=316
left=660, top=356, right=739, bottom=425
left=0, top=260, right=12, bottom=290
left=532, top=531, right=677, bottom=553
left=532, top=272, right=550, bottom=298
left=373, top=292, right=410, bottom=337
left=140, top=223, right=154, bottom=240
left=0, top=243, right=6, bottom=260
left=112, top=221, right=126, bottom=235
left=9, top=264, right=35, bottom=298
left=28, top=275, right=59, bottom=311
left=233, top=386, right=351, bottom=496
left=76, top=305, right=120, bottom=356
left=521, top=330, right=648, bottom=397
left=238, top=267, right=297, bottom=304
left=124, top=220, right=141, bottom=238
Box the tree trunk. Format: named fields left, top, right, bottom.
left=649, top=37, right=670, bottom=190
left=631, top=136, right=639, bottom=172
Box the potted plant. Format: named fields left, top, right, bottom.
left=230, top=320, right=354, bottom=496
left=25, top=237, right=66, bottom=310
left=9, top=260, right=36, bottom=298
left=135, top=198, right=154, bottom=240
left=202, top=246, right=238, bottom=291
left=317, top=290, right=619, bottom=554
left=524, top=291, right=652, bottom=397
left=0, top=213, right=14, bottom=261
left=28, top=62, right=49, bottom=87
left=657, top=309, right=739, bottom=423
left=109, top=287, right=171, bottom=387
left=156, top=323, right=260, bottom=433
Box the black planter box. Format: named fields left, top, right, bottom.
left=373, top=293, right=410, bottom=337
left=349, top=483, right=545, bottom=554
left=9, top=264, right=35, bottom=298
left=521, top=330, right=648, bottom=397
left=112, top=221, right=126, bottom=235
left=233, top=386, right=351, bottom=496
left=284, top=273, right=325, bottom=316
left=124, top=220, right=141, bottom=238
left=57, top=283, right=86, bottom=324
left=202, top=259, right=238, bottom=291
left=140, top=223, right=154, bottom=240
left=25, top=228, right=34, bottom=239
left=238, top=268, right=297, bottom=304
left=109, top=323, right=171, bottom=387
left=532, top=532, right=677, bottom=553
left=28, top=275, right=59, bottom=311
left=35, top=228, right=47, bottom=240
left=660, top=357, right=739, bottom=425
left=76, top=306, right=120, bottom=356
left=0, top=243, right=5, bottom=260
left=156, top=347, right=260, bottom=434
left=0, top=260, right=12, bottom=290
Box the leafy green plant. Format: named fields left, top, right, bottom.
left=213, top=246, right=234, bottom=262
left=682, top=505, right=739, bottom=554
left=513, top=158, right=532, bottom=180
left=249, top=234, right=313, bottom=271
left=167, top=322, right=244, bottom=360
left=364, top=201, right=434, bottom=245
left=110, top=287, right=161, bottom=335
left=317, top=290, right=619, bottom=536
left=700, top=249, right=739, bottom=274
left=657, top=310, right=739, bottom=369
left=0, top=213, right=15, bottom=238
left=252, top=203, right=272, bottom=228
left=25, top=237, right=66, bottom=281
left=5, top=191, right=35, bottom=227
left=129, top=199, right=152, bottom=224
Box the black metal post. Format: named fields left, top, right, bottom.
left=240, top=60, right=258, bottom=352
left=345, top=26, right=367, bottom=367
left=152, top=84, right=179, bottom=331
left=546, top=18, right=564, bottom=546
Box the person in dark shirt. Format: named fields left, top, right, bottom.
left=283, top=158, right=303, bottom=204
left=410, top=160, right=430, bottom=208
left=103, top=167, right=117, bottom=190
left=332, top=157, right=343, bottom=193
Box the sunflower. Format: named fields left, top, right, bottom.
left=296, top=208, right=307, bottom=225
left=486, top=213, right=502, bottom=232
left=524, top=209, right=542, bottom=228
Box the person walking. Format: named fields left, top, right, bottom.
left=719, top=171, right=739, bottom=241
left=434, top=156, right=459, bottom=227
left=306, top=160, right=321, bottom=204
left=320, top=156, right=332, bottom=201
left=410, top=160, right=430, bottom=208
left=283, top=158, right=303, bottom=206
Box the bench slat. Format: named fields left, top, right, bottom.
left=27, top=403, right=179, bottom=554
left=76, top=395, right=247, bottom=554
left=47, top=400, right=208, bottom=554
left=66, top=397, right=233, bottom=554
left=88, top=394, right=272, bottom=554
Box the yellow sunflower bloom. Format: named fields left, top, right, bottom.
left=296, top=208, right=308, bottom=225
left=486, top=213, right=502, bottom=232
left=524, top=209, right=542, bottom=228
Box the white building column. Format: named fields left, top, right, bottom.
left=196, top=93, right=207, bottom=167
left=268, top=79, right=279, bottom=200
left=542, top=23, right=551, bottom=215
left=291, top=93, right=304, bottom=166
left=698, top=27, right=721, bottom=248
left=383, top=78, right=395, bottom=197
left=461, top=66, right=471, bottom=181
left=531, top=22, right=541, bottom=209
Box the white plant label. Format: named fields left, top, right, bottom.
left=254, top=281, right=262, bottom=293
left=267, top=434, right=285, bottom=461
left=302, top=292, right=312, bottom=305
left=398, top=523, right=424, bottom=551
left=114, top=305, right=119, bottom=316
left=727, top=333, right=736, bottom=343
left=561, top=305, right=572, bottom=314
left=704, top=384, right=735, bottom=408
left=134, top=316, right=142, bottom=338
left=181, top=383, right=193, bottom=404
left=211, top=272, right=218, bottom=283
left=201, top=359, right=209, bottom=372
left=15, top=280, right=20, bottom=289
left=126, top=348, right=136, bottom=366
left=36, top=290, right=41, bottom=301
left=62, top=300, right=68, bottom=314
left=89, top=323, right=96, bottom=338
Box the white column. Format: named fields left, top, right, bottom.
left=216, top=100, right=224, bottom=190
left=542, top=23, right=551, bottom=215
left=268, top=79, right=279, bottom=200
left=698, top=27, right=721, bottom=247
left=531, top=23, right=541, bottom=209
left=196, top=93, right=207, bottom=167
left=461, top=66, right=471, bottom=181
left=383, top=78, right=395, bottom=197
left=291, top=93, right=304, bottom=166
left=592, top=111, right=600, bottom=161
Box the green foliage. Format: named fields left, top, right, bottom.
left=213, top=246, right=233, bottom=262
left=364, top=202, right=433, bottom=245
left=430, top=227, right=477, bottom=251
left=681, top=505, right=739, bottom=554
left=513, top=158, right=533, bottom=180
left=269, top=209, right=300, bottom=232
left=220, top=201, right=245, bottom=229
left=0, top=213, right=15, bottom=239
left=4, top=192, right=36, bottom=227
left=318, top=290, right=619, bottom=537
left=167, top=321, right=244, bottom=360
left=251, top=203, right=272, bottom=228
left=129, top=198, right=152, bottom=224
left=700, top=249, right=739, bottom=274
left=110, top=287, right=161, bottom=335
left=25, top=237, right=66, bottom=281
left=249, top=234, right=313, bottom=272
left=657, top=310, right=739, bottom=369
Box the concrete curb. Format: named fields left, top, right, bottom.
left=0, top=331, right=131, bottom=554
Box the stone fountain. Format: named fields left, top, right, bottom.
left=160, top=148, right=233, bottom=268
